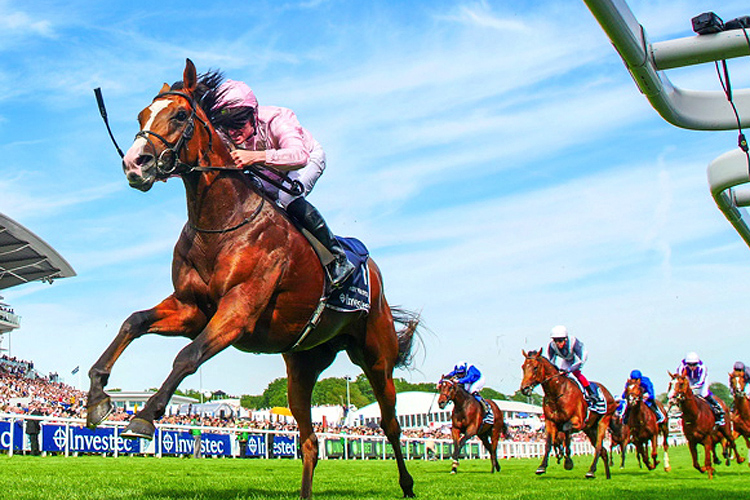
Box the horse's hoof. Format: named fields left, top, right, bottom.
left=86, top=397, right=114, bottom=429
left=664, top=466, right=671, bottom=472
left=403, top=492, right=416, bottom=499
left=585, top=472, right=596, bottom=479
left=564, top=459, right=574, bottom=471
left=450, top=470, right=456, bottom=475
left=535, top=468, right=546, bottom=475
left=121, top=418, right=155, bottom=440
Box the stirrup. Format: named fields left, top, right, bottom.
left=328, top=258, right=355, bottom=288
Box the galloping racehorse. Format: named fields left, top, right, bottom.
left=86, top=59, right=421, bottom=499
left=437, top=377, right=506, bottom=474
left=667, top=372, right=741, bottom=478
left=624, top=378, right=670, bottom=471
left=607, top=413, right=630, bottom=469
left=729, top=370, right=750, bottom=465
left=520, top=349, right=615, bottom=479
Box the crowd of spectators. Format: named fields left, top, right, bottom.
left=0, top=356, right=547, bottom=443
left=0, top=355, right=86, bottom=418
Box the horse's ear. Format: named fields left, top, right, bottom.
left=160, top=83, right=170, bottom=94
left=667, top=370, right=674, bottom=378
left=521, top=349, right=527, bottom=358
left=183, top=58, right=197, bottom=92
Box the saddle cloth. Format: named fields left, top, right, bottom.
left=567, top=375, right=607, bottom=415
left=324, top=237, right=371, bottom=313
left=472, top=395, right=494, bottom=425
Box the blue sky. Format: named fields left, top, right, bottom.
left=3, top=0, right=750, bottom=400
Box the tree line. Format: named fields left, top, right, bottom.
left=231, top=375, right=542, bottom=410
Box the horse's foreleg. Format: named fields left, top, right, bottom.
left=87, top=297, right=205, bottom=429
left=284, top=346, right=338, bottom=500
left=536, top=430, right=554, bottom=475
left=121, top=295, right=254, bottom=439
left=650, top=434, right=660, bottom=469
left=704, top=438, right=715, bottom=479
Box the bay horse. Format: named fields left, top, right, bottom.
left=607, top=413, right=630, bottom=469
left=86, top=59, right=421, bottom=499
left=728, top=370, right=750, bottom=465
left=667, top=372, right=741, bottom=478
left=520, top=349, right=616, bottom=479
left=623, top=378, right=670, bottom=471
left=436, top=377, right=506, bottom=474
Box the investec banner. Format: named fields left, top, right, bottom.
left=0, top=421, right=24, bottom=450
left=158, top=429, right=232, bottom=456
left=242, top=434, right=295, bottom=457
left=42, top=425, right=141, bottom=454
left=272, top=434, right=297, bottom=458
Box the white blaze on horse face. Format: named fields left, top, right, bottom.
left=123, top=100, right=172, bottom=178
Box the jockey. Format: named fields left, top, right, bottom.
left=546, top=325, right=602, bottom=405
left=733, top=361, right=750, bottom=391
left=213, top=79, right=354, bottom=288
left=616, top=369, right=666, bottom=424
left=677, top=352, right=725, bottom=426
left=446, top=361, right=485, bottom=402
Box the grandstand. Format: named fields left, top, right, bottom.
left=0, top=212, right=75, bottom=352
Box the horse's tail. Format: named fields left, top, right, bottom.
left=391, top=307, right=422, bottom=369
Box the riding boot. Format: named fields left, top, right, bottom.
left=286, top=197, right=355, bottom=288
left=585, top=384, right=599, bottom=403
left=706, top=395, right=726, bottom=426
left=648, top=401, right=666, bottom=424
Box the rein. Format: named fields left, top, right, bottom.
left=94, top=87, right=304, bottom=234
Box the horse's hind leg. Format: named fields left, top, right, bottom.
left=348, top=308, right=414, bottom=497
left=284, top=345, right=338, bottom=500
left=87, top=296, right=205, bottom=428
left=479, top=434, right=499, bottom=473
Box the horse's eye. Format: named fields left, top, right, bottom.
left=174, top=110, right=188, bottom=122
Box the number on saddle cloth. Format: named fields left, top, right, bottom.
left=324, top=237, right=371, bottom=313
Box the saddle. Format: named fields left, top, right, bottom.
left=565, top=375, right=607, bottom=415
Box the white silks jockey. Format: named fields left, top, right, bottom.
left=546, top=325, right=603, bottom=406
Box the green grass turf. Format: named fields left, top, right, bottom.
left=0, top=443, right=747, bottom=499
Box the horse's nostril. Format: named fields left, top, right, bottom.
left=136, top=154, right=154, bottom=166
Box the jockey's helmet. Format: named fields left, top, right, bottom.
left=734, top=361, right=746, bottom=371
left=454, top=361, right=468, bottom=374
left=550, top=325, right=568, bottom=340
left=630, top=369, right=642, bottom=380
left=685, top=352, right=700, bottom=365
left=216, top=80, right=258, bottom=111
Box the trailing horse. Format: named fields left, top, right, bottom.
left=86, top=59, right=421, bottom=499
left=729, top=369, right=750, bottom=466
left=520, top=349, right=616, bottom=479
left=437, top=377, right=506, bottom=474
left=607, top=413, right=630, bottom=469
left=623, top=378, right=670, bottom=471
left=667, top=372, right=742, bottom=478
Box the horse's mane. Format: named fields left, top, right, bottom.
left=169, top=69, right=249, bottom=132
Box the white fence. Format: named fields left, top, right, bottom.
left=0, top=413, right=685, bottom=460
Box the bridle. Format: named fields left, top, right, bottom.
left=521, top=356, right=564, bottom=395
left=135, top=90, right=213, bottom=179
left=95, top=87, right=305, bottom=198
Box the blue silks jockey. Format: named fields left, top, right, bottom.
left=616, top=370, right=665, bottom=424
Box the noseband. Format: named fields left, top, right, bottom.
left=135, top=90, right=213, bottom=178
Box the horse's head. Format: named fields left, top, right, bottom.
left=625, top=378, right=644, bottom=406
left=730, top=370, right=746, bottom=397
left=122, top=59, right=224, bottom=191
left=437, top=378, right=457, bottom=409
left=520, top=349, right=549, bottom=396
left=667, top=371, right=692, bottom=405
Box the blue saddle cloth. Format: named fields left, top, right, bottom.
left=325, top=237, right=370, bottom=313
